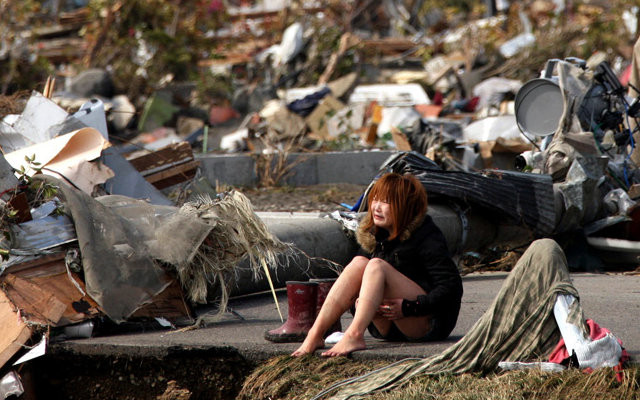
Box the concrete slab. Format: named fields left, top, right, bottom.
left=52, top=272, right=640, bottom=364
left=196, top=150, right=395, bottom=187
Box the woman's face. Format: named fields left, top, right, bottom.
left=371, top=198, right=393, bottom=230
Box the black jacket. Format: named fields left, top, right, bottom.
left=355, top=213, right=463, bottom=319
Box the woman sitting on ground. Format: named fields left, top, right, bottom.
left=292, top=172, right=463, bottom=357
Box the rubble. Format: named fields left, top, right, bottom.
left=0, top=0, right=640, bottom=393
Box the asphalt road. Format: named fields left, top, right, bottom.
left=53, top=272, right=640, bottom=364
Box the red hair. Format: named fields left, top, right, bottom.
left=362, top=173, right=427, bottom=240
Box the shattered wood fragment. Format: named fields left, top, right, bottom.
left=318, top=33, right=361, bottom=85
left=0, top=290, right=32, bottom=369
left=58, top=7, right=91, bottom=25
left=390, top=127, right=412, bottom=151
left=142, top=160, right=200, bottom=189
left=227, top=6, right=325, bottom=21
left=2, top=274, right=67, bottom=327
left=84, top=2, right=122, bottom=66
left=7, top=253, right=101, bottom=325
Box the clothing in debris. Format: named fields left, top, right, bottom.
left=549, top=318, right=630, bottom=381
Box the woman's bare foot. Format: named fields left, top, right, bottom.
left=321, top=332, right=366, bottom=357
left=291, top=337, right=325, bottom=357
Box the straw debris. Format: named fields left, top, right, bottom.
left=238, top=355, right=387, bottom=400
left=373, top=367, right=640, bottom=400
left=175, top=191, right=297, bottom=323
left=239, top=357, right=640, bottom=400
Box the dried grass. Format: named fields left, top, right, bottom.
left=253, top=138, right=308, bottom=188
left=373, top=366, right=640, bottom=400
left=174, top=190, right=342, bottom=328
left=238, top=355, right=387, bottom=400
left=175, top=191, right=297, bottom=323
left=459, top=248, right=522, bottom=275
left=239, top=357, right=640, bottom=400
left=0, top=90, right=30, bottom=118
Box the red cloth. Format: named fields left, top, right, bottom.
left=548, top=319, right=630, bottom=381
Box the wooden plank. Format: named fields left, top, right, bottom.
left=143, top=160, right=200, bottom=190
left=8, top=257, right=102, bottom=325
left=32, top=38, right=87, bottom=59
left=143, top=160, right=199, bottom=183
left=5, top=252, right=66, bottom=277
left=2, top=274, right=67, bottom=326
left=128, top=142, right=194, bottom=172
left=0, top=290, right=32, bottom=369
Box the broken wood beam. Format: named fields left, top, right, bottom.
left=127, top=142, right=200, bottom=189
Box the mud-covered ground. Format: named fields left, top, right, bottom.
left=241, top=183, right=368, bottom=213
left=22, top=348, right=252, bottom=400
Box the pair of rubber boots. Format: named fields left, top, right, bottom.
left=264, top=278, right=342, bottom=343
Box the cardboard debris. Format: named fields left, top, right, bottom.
left=305, top=95, right=346, bottom=140
left=264, top=105, right=307, bottom=140
left=131, top=279, right=193, bottom=323
left=390, top=127, right=412, bottom=151
left=4, top=127, right=113, bottom=194
left=327, top=72, right=359, bottom=99
left=477, top=138, right=534, bottom=169
left=627, top=184, right=640, bottom=200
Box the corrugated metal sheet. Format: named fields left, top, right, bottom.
left=363, top=152, right=556, bottom=236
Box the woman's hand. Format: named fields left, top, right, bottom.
left=379, top=298, right=404, bottom=320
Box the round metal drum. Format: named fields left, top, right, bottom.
left=515, top=78, right=564, bottom=137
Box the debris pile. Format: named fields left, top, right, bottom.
left=0, top=91, right=299, bottom=391
left=0, top=0, right=640, bottom=393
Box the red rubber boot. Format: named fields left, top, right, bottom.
left=310, top=278, right=342, bottom=335
left=264, top=281, right=318, bottom=343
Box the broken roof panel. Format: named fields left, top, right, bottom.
left=10, top=215, right=77, bottom=251
left=371, top=152, right=556, bottom=236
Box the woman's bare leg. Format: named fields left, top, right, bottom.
left=322, top=258, right=430, bottom=357
left=291, top=256, right=369, bottom=357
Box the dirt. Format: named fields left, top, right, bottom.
left=240, top=183, right=368, bottom=213
left=23, top=348, right=252, bottom=400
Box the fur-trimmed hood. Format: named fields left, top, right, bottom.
left=355, top=211, right=427, bottom=253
